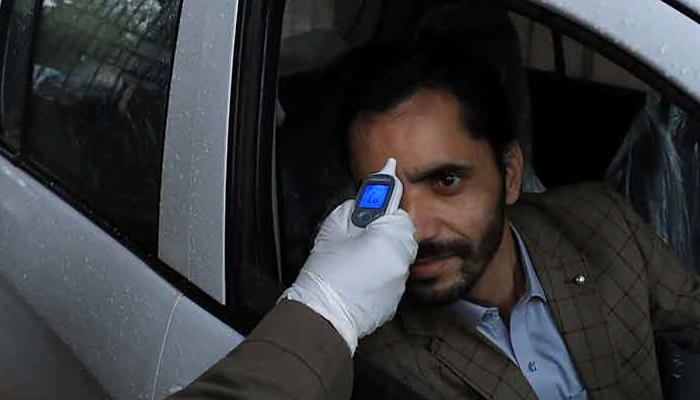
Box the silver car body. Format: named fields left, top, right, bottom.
left=0, top=0, right=698, bottom=399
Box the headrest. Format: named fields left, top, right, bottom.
left=280, top=30, right=350, bottom=76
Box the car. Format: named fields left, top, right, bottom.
left=0, top=0, right=698, bottom=399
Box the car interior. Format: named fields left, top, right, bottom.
left=274, top=0, right=649, bottom=282
left=272, top=0, right=700, bottom=398
left=1, top=0, right=698, bottom=398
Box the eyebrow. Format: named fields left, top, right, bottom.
left=405, top=162, right=473, bottom=184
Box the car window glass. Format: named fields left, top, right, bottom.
left=21, top=0, right=182, bottom=251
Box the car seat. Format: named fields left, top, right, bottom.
left=606, top=94, right=700, bottom=400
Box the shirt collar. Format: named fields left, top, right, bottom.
left=510, top=222, right=547, bottom=302
left=454, top=222, right=547, bottom=329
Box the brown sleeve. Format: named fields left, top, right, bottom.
left=607, top=187, right=700, bottom=352
left=168, top=299, right=353, bottom=400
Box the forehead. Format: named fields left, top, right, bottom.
left=349, top=88, right=491, bottom=179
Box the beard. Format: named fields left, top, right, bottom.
left=406, top=188, right=507, bottom=305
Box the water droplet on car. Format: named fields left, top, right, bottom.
left=169, top=386, right=183, bottom=394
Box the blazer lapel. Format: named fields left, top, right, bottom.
left=400, top=302, right=537, bottom=400
left=510, top=207, right=622, bottom=399
left=389, top=204, right=624, bottom=400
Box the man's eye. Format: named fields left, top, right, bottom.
left=437, top=174, right=461, bottom=188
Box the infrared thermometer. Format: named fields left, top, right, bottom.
left=351, top=158, right=403, bottom=228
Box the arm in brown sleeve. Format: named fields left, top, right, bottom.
left=167, top=299, right=353, bottom=400
left=609, top=188, right=700, bottom=352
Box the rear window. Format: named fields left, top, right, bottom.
left=2, top=0, right=183, bottom=251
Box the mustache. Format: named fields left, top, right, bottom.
left=415, top=239, right=472, bottom=262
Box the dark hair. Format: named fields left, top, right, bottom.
left=338, top=38, right=516, bottom=170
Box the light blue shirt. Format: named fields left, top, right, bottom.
left=449, top=224, right=588, bottom=400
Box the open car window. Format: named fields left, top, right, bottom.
left=271, top=1, right=700, bottom=399
left=275, top=0, right=657, bottom=274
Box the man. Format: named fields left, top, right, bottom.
left=345, top=37, right=700, bottom=400
left=170, top=29, right=700, bottom=400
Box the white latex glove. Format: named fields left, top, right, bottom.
left=280, top=199, right=418, bottom=355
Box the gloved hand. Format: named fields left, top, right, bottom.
left=280, top=199, right=418, bottom=355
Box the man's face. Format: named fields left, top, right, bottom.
left=349, top=88, right=521, bottom=305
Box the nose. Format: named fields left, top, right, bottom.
left=400, top=188, right=439, bottom=243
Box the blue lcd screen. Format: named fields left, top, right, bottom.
left=358, top=184, right=390, bottom=209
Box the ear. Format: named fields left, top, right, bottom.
left=503, top=142, right=523, bottom=205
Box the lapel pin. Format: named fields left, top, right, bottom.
left=573, top=274, right=586, bottom=285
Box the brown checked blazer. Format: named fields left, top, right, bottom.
left=169, top=183, right=700, bottom=400
left=356, top=182, right=700, bottom=400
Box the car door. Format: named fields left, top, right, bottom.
left=0, top=0, right=257, bottom=399
left=1, top=0, right=698, bottom=399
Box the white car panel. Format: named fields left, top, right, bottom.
left=0, top=273, right=108, bottom=400
left=0, top=156, right=178, bottom=400
left=159, top=0, right=239, bottom=304
left=153, top=295, right=244, bottom=399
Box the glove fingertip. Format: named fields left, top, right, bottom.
left=367, top=213, right=415, bottom=233
left=392, top=208, right=411, bottom=218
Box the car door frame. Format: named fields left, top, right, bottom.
left=225, top=0, right=287, bottom=327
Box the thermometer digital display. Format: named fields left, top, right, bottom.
left=357, top=184, right=391, bottom=209
left=351, top=158, right=403, bottom=228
